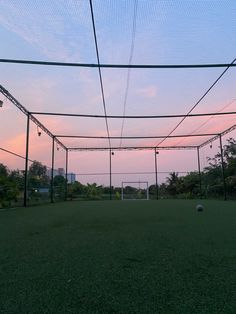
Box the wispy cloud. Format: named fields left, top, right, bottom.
left=0, top=1, right=93, bottom=62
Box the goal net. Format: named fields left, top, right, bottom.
left=121, top=181, right=149, bottom=200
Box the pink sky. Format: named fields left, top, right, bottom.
left=0, top=1, right=236, bottom=186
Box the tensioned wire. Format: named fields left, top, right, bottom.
left=0, top=147, right=51, bottom=170
left=0, top=1, right=235, bottom=148
left=172, top=99, right=236, bottom=147
left=119, top=0, right=138, bottom=147
left=0, top=1, right=233, bottom=152
left=155, top=58, right=236, bottom=147
left=89, top=0, right=111, bottom=148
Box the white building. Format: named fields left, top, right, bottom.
left=67, top=173, right=76, bottom=184
left=46, top=168, right=65, bottom=178
left=58, top=168, right=65, bottom=177
left=46, top=168, right=76, bottom=183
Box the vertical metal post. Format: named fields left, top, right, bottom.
left=24, top=113, right=30, bottom=207
left=197, top=147, right=202, bottom=198
left=219, top=134, right=227, bottom=200
left=121, top=182, right=124, bottom=200
left=50, top=136, right=55, bottom=203
left=109, top=149, right=112, bottom=200
left=65, top=148, right=68, bottom=201
left=154, top=148, right=159, bottom=200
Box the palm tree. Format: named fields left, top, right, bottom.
left=166, top=172, right=180, bottom=196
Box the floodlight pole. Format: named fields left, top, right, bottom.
left=219, top=134, right=227, bottom=200
left=50, top=136, right=55, bottom=203
left=154, top=148, right=159, bottom=200
left=65, top=148, right=68, bottom=201
left=197, top=147, right=202, bottom=198
left=23, top=113, right=30, bottom=207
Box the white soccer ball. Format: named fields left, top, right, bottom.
left=196, top=204, right=204, bottom=212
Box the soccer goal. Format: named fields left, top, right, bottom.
left=121, top=181, right=149, bottom=200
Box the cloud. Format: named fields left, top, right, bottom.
left=0, top=1, right=93, bottom=62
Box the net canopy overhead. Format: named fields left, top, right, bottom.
left=0, top=0, right=235, bottom=151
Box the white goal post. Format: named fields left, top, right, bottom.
left=121, top=181, right=149, bottom=200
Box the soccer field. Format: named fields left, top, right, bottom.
left=0, top=200, right=236, bottom=313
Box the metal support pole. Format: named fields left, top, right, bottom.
left=121, top=182, right=124, bottom=200
left=197, top=147, right=202, bottom=198
left=219, top=134, right=227, bottom=200
left=23, top=113, right=30, bottom=207
left=154, top=148, right=159, bottom=200
left=65, top=149, right=68, bottom=201
left=50, top=136, right=55, bottom=203
left=109, top=149, right=112, bottom=200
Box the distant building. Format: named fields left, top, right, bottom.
left=46, top=168, right=66, bottom=178
left=67, top=173, right=76, bottom=184
left=46, top=168, right=75, bottom=183
left=47, top=169, right=57, bottom=178
left=58, top=168, right=65, bottom=177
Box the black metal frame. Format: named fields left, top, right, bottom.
left=0, top=85, right=67, bottom=207
left=50, top=137, right=55, bottom=203
left=1, top=58, right=236, bottom=69
left=30, top=110, right=236, bottom=119
left=219, top=135, right=227, bottom=201
left=1, top=84, right=235, bottom=205
left=68, top=146, right=198, bottom=151
left=23, top=113, right=30, bottom=206
left=54, top=133, right=219, bottom=139
left=1, top=2, right=236, bottom=206
left=109, top=149, right=112, bottom=200
left=197, top=147, right=202, bottom=198
left=65, top=149, right=68, bottom=201
left=154, top=148, right=159, bottom=200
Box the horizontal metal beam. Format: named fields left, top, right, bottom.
left=1, top=58, right=236, bottom=69
left=68, top=145, right=197, bottom=151
left=0, top=85, right=67, bottom=150
left=75, top=171, right=190, bottom=176
left=199, top=124, right=236, bottom=148
left=56, top=133, right=216, bottom=139
left=30, top=110, right=236, bottom=119
left=220, top=124, right=236, bottom=137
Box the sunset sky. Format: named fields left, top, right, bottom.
left=0, top=0, right=236, bottom=186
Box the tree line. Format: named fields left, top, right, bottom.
left=0, top=138, right=235, bottom=207
left=151, top=138, right=236, bottom=199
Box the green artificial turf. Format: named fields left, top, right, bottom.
left=0, top=200, right=236, bottom=313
